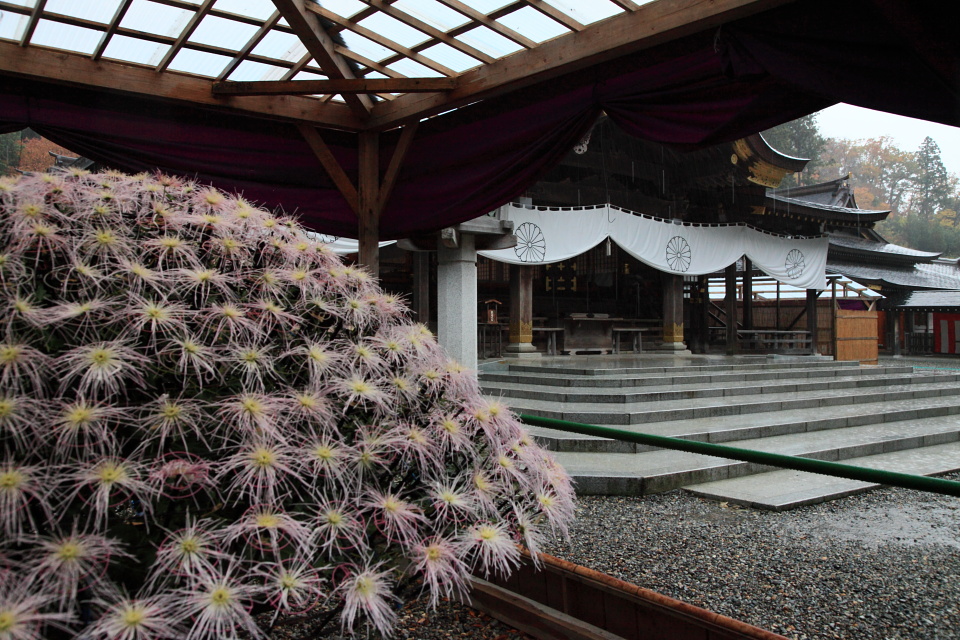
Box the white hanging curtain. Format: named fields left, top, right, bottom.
left=305, top=233, right=395, bottom=255
left=479, top=204, right=828, bottom=290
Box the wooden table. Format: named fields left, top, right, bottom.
left=611, top=327, right=652, bottom=353
left=532, top=327, right=564, bottom=355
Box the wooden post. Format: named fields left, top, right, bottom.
left=357, top=131, right=380, bottom=277
left=506, top=264, right=537, bottom=356
left=742, top=257, right=753, bottom=330
left=775, top=280, right=781, bottom=331
left=699, top=274, right=710, bottom=353
left=831, top=277, right=837, bottom=360
left=725, top=263, right=737, bottom=355
left=806, top=288, right=819, bottom=355
left=892, top=311, right=902, bottom=356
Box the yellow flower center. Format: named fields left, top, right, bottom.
left=97, top=463, right=125, bottom=484
left=297, top=394, right=317, bottom=409
left=479, top=526, right=496, bottom=541
left=0, top=470, right=24, bottom=490
left=209, top=587, right=232, bottom=607
left=326, top=511, right=343, bottom=525
left=538, top=494, right=555, bottom=509
left=95, top=230, right=117, bottom=246
left=442, top=420, right=459, bottom=434
left=89, top=348, right=112, bottom=365
left=251, top=448, right=276, bottom=468
left=0, top=346, right=22, bottom=365
left=255, top=513, right=280, bottom=528
left=0, top=400, right=13, bottom=418
left=382, top=498, right=400, bottom=513
left=426, top=545, right=442, bottom=561
left=159, top=237, right=182, bottom=249
left=56, top=542, right=82, bottom=561
left=314, top=445, right=334, bottom=460
left=0, top=611, right=17, bottom=632
left=354, top=576, right=374, bottom=597
left=179, top=538, right=200, bottom=555
left=280, top=574, right=298, bottom=589
left=241, top=398, right=263, bottom=416
left=66, top=406, right=94, bottom=427
left=121, top=606, right=146, bottom=628
left=221, top=305, right=242, bottom=319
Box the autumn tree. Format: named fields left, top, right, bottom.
left=0, top=131, right=22, bottom=175
left=16, top=135, right=75, bottom=173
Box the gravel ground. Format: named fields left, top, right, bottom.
left=545, top=476, right=960, bottom=640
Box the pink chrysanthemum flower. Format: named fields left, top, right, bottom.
left=311, top=500, right=368, bottom=556
left=254, top=557, right=327, bottom=623
left=248, top=298, right=300, bottom=334
left=428, top=479, right=478, bottom=524
left=300, top=438, right=352, bottom=488
left=0, top=575, right=74, bottom=640
left=332, top=374, right=386, bottom=411
left=57, top=340, right=148, bottom=398
left=174, top=267, right=235, bottom=303
left=163, top=335, right=219, bottom=386
left=430, top=412, right=472, bottom=452
left=85, top=593, right=183, bottom=640
left=180, top=565, right=264, bottom=640
left=216, top=392, right=286, bottom=443
left=149, top=518, right=229, bottom=585
left=40, top=297, right=120, bottom=343
left=0, top=460, right=51, bottom=537
left=124, top=296, right=190, bottom=340
left=364, top=490, right=425, bottom=546
left=52, top=398, right=125, bottom=458
left=410, top=536, right=469, bottom=607
left=337, top=563, right=399, bottom=638
left=0, top=342, right=50, bottom=394
left=142, top=234, right=200, bottom=270
left=137, top=395, right=208, bottom=451
left=28, top=530, right=129, bottom=606
left=65, top=458, right=154, bottom=527
left=220, top=505, right=312, bottom=555
left=460, top=521, right=520, bottom=578
left=283, top=387, right=334, bottom=431
left=0, top=395, right=41, bottom=450
left=217, top=439, right=299, bottom=503
left=115, top=259, right=164, bottom=295
left=227, top=342, right=278, bottom=390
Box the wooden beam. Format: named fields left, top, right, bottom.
left=93, top=0, right=135, bottom=61
left=366, top=0, right=795, bottom=129
left=308, top=4, right=458, bottom=78
left=357, top=131, right=381, bottom=277
left=297, top=123, right=359, bottom=216
left=213, top=77, right=457, bottom=96
left=0, top=41, right=361, bottom=129
left=157, top=0, right=216, bottom=73
left=270, top=0, right=373, bottom=118
left=379, top=122, right=419, bottom=211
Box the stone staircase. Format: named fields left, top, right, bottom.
left=479, top=357, right=960, bottom=510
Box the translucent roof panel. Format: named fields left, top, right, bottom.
left=340, top=30, right=395, bottom=64
left=0, top=0, right=38, bottom=8
left=393, top=0, right=470, bottom=32
left=357, top=13, right=430, bottom=50
left=387, top=58, right=444, bottom=79
left=167, top=48, right=232, bottom=77
left=251, top=31, right=306, bottom=63
left=542, top=0, right=624, bottom=26
left=212, top=0, right=276, bottom=21
left=496, top=6, right=571, bottom=43
left=120, top=0, right=194, bottom=39
left=419, top=43, right=481, bottom=73
left=45, top=0, right=123, bottom=25
left=102, top=34, right=170, bottom=66
left=320, top=0, right=367, bottom=20
left=228, top=59, right=292, bottom=82
left=459, top=0, right=514, bottom=13
left=457, top=25, right=524, bottom=58
left=0, top=11, right=30, bottom=41
left=30, top=20, right=101, bottom=55
left=190, top=15, right=258, bottom=51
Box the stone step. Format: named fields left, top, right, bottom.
left=528, top=399, right=960, bottom=454
left=683, top=442, right=960, bottom=510
left=483, top=371, right=955, bottom=404
left=480, top=363, right=916, bottom=389
left=551, top=417, right=960, bottom=496
left=497, top=357, right=858, bottom=378
left=506, top=379, right=960, bottom=426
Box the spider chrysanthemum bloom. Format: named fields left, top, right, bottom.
left=410, top=536, right=469, bottom=607
left=0, top=577, right=73, bottom=640
left=57, top=340, right=148, bottom=398
left=337, top=564, right=398, bottom=638
left=85, top=593, right=182, bottom=640
left=180, top=566, right=264, bottom=640
left=0, top=342, right=50, bottom=394
left=460, top=521, right=520, bottom=578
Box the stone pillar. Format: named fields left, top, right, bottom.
left=412, top=252, right=431, bottom=326
left=437, top=233, right=477, bottom=370
left=742, top=257, right=753, bottom=330
left=661, top=273, right=687, bottom=350
left=506, top=264, right=539, bottom=358
left=806, top=288, right=819, bottom=355
left=725, top=263, right=738, bottom=355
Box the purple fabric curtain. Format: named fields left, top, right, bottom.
left=2, top=0, right=958, bottom=238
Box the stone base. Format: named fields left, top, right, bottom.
left=504, top=343, right=543, bottom=360
left=503, top=351, right=544, bottom=359
left=653, top=342, right=691, bottom=353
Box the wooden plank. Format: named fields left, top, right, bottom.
left=19, top=0, right=46, bottom=47
left=366, top=0, right=795, bottom=129
left=156, top=0, right=216, bottom=73
left=271, top=0, right=373, bottom=118
left=366, top=0, right=495, bottom=64
left=522, top=0, right=585, bottom=32
left=308, top=3, right=459, bottom=78
left=213, top=77, right=457, bottom=96
left=217, top=10, right=282, bottom=81
left=434, top=0, right=537, bottom=49
left=297, top=123, right=359, bottom=216
left=93, top=0, right=135, bottom=61
left=0, top=41, right=360, bottom=128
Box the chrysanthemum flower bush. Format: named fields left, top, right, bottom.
left=0, top=170, right=574, bottom=639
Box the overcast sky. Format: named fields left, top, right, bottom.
left=815, top=103, right=960, bottom=177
